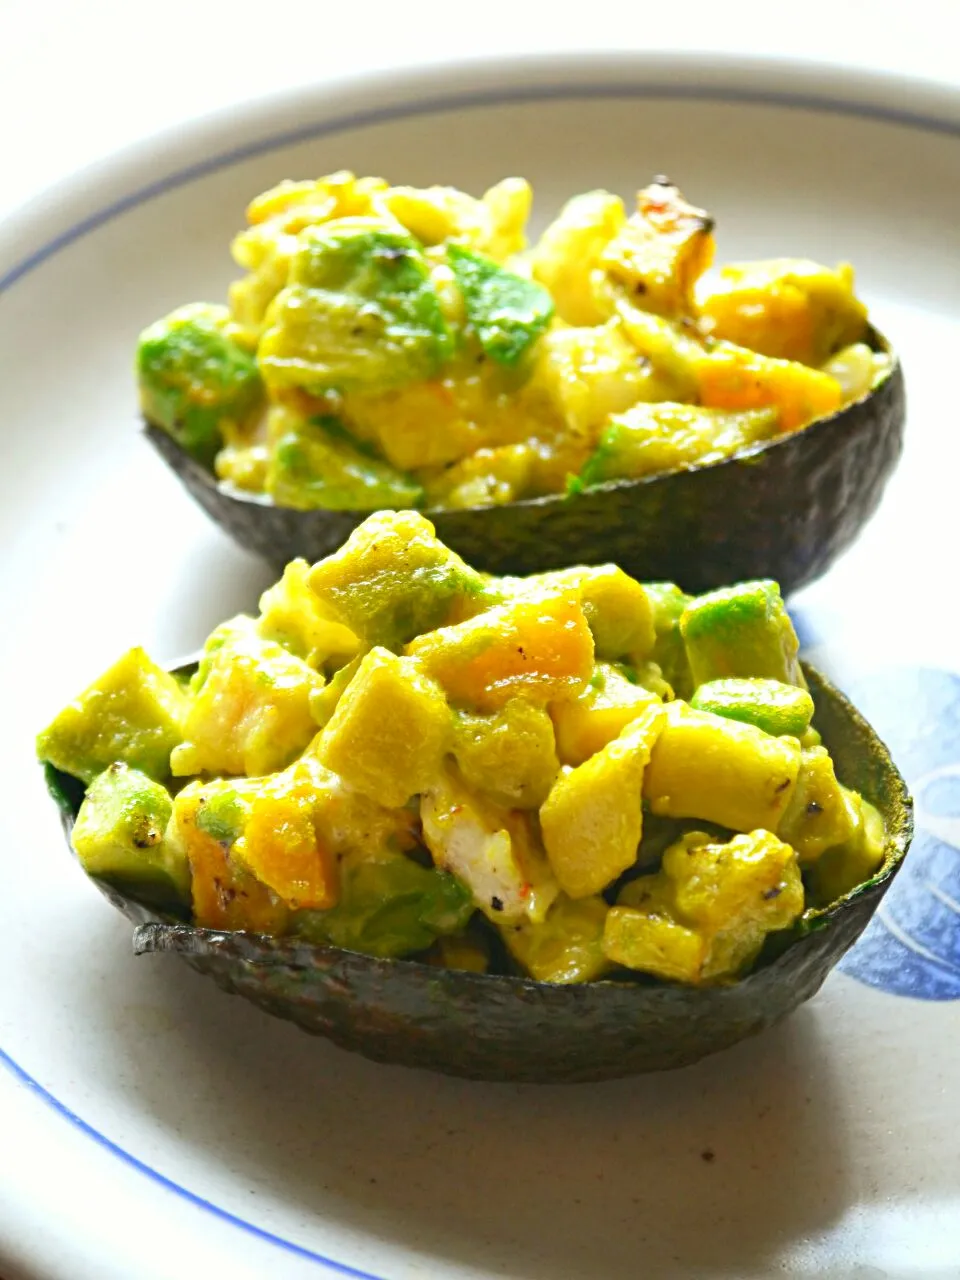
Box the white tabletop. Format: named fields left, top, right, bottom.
left=0, top=0, right=957, bottom=226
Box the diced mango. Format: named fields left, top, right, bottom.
left=530, top=320, right=661, bottom=441
left=233, top=765, right=339, bottom=911
left=695, top=341, right=843, bottom=431
left=173, top=780, right=289, bottom=934
left=540, top=704, right=665, bottom=898
left=551, top=663, right=660, bottom=766
left=697, top=258, right=868, bottom=366
left=316, top=647, right=450, bottom=807
left=529, top=564, right=656, bottom=660
left=643, top=700, right=801, bottom=833
left=665, top=830, right=804, bottom=979
left=307, top=510, right=486, bottom=650
left=406, top=591, right=594, bottom=711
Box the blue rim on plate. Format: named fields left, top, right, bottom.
left=4, top=56, right=959, bottom=1276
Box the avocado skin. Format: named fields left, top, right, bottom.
left=50, top=664, right=912, bottom=1083
left=145, top=332, right=904, bottom=596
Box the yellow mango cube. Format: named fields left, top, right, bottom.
left=406, top=591, right=594, bottom=711
left=697, top=258, right=868, bottom=366
left=643, top=701, right=800, bottom=833
left=551, top=664, right=660, bottom=766
left=540, top=704, right=665, bottom=898
left=695, top=341, right=842, bottom=432
left=317, top=647, right=450, bottom=806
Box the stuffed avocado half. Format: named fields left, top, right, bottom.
left=139, top=172, right=905, bottom=593
left=39, top=512, right=912, bottom=1081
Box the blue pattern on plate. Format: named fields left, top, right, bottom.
left=837, top=667, right=960, bottom=999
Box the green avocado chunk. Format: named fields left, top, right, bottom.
left=257, top=219, right=453, bottom=393
left=293, top=853, right=474, bottom=958
left=690, top=677, right=814, bottom=738
left=37, top=648, right=186, bottom=784
left=72, top=763, right=190, bottom=906
left=447, top=244, right=554, bottom=366
left=137, top=303, right=263, bottom=468
left=680, top=580, right=803, bottom=689
left=307, top=510, right=488, bottom=650
left=267, top=415, right=423, bottom=511
left=643, top=582, right=694, bottom=699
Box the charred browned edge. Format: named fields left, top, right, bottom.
left=51, top=663, right=913, bottom=1082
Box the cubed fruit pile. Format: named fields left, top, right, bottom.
left=37, top=512, right=884, bottom=986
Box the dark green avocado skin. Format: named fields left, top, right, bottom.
left=145, top=335, right=905, bottom=596
left=50, top=665, right=912, bottom=1083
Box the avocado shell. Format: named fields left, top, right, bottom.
left=49, top=662, right=912, bottom=1083
left=145, top=329, right=904, bottom=595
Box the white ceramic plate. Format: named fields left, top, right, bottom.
left=2, top=52, right=960, bottom=1280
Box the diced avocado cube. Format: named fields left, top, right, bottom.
left=266, top=411, right=423, bottom=512
left=306, top=510, right=488, bottom=650
left=292, top=851, right=475, bottom=959
left=643, top=701, right=801, bottom=834
left=258, top=218, right=453, bottom=393
left=316, top=648, right=450, bottom=807
left=37, top=647, right=186, bottom=784
left=643, top=582, right=694, bottom=699
left=448, top=243, right=554, bottom=365
left=579, top=403, right=780, bottom=485
left=137, top=303, right=263, bottom=468
left=540, top=704, right=664, bottom=899
left=72, top=763, right=189, bottom=905
left=452, top=699, right=559, bottom=809
left=690, top=677, right=814, bottom=738
left=680, top=580, right=803, bottom=688
left=504, top=893, right=611, bottom=983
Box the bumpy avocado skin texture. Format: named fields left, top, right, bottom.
left=144, top=331, right=904, bottom=596
left=49, top=662, right=912, bottom=1083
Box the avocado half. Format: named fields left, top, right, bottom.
left=144, top=331, right=904, bottom=596
left=46, top=663, right=912, bottom=1083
